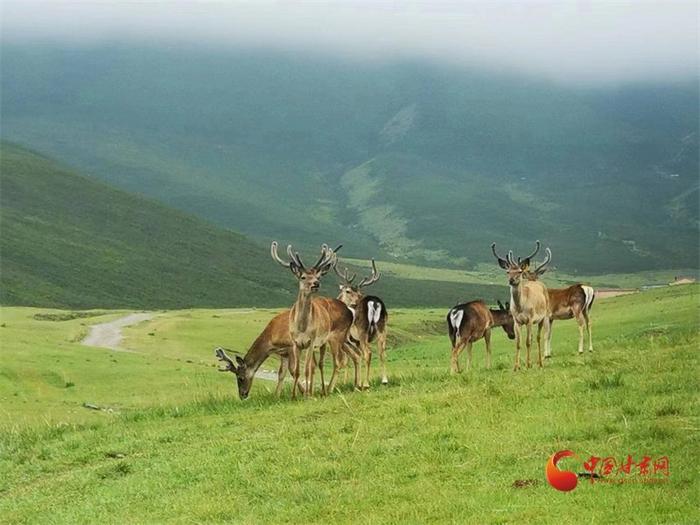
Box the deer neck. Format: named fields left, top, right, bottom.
left=510, top=282, right=525, bottom=312
left=292, top=288, right=314, bottom=333
left=490, top=309, right=510, bottom=326
left=243, top=336, right=275, bottom=380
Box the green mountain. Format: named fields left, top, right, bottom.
left=0, top=142, right=298, bottom=309
left=0, top=143, right=505, bottom=308
left=1, top=44, right=698, bottom=274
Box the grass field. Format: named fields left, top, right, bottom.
left=0, top=285, right=698, bottom=523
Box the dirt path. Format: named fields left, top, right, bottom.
left=82, top=312, right=155, bottom=350
left=81, top=312, right=280, bottom=383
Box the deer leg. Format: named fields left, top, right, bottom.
left=275, top=355, right=287, bottom=396
left=451, top=339, right=465, bottom=374
left=318, top=345, right=327, bottom=396
left=378, top=329, right=388, bottom=384
left=361, top=337, right=372, bottom=389
left=466, top=341, right=474, bottom=372
left=484, top=329, right=492, bottom=369
left=576, top=312, right=585, bottom=354
left=303, top=346, right=315, bottom=397
left=536, top=321, right=544, bottom=368
left=525, top=322, right=532, bottom=369
left=325, top=339, right=343, bottom=394
left=349, top=343, right=362, bottom=390
left=290, top=345, right=301, bottom=400
left=584, top=310, right=593, bottom=352
left=545, top=319, right=553, bottom=358
left=513, top=323, right=521, bottom=371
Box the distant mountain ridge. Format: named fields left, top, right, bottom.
left=1, top=44, right=698, bottom=274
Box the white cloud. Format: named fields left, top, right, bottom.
left=2, top=0, right=698, bottom=84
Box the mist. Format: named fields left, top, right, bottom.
left=2, top=0, right=698, bottom=85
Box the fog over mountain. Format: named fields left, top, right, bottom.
left=2, top=0, right=698, bottom=85
left=1, top=2, right=698, bottom=274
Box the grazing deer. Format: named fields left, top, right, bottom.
left=214, top=311, right=296, bottom=399
left=271, top=241, right=353, bottom=398
left=524, top=266, right=596, bottom=356
left=447, top=299, right=515, bottom=373
left=334, top=260, right=389, bottom=388
left=215, top=312, right=362, bottom=399
left=491, top=241, right=552, bottom=370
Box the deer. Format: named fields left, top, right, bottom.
left=524, top=265, right=595, bottom=356
left=491, top=241, right=552, bottom=371
left=214, top=310, right=297, bottom=399
left=334, top=259, right=389, bottom=388
left=270, top=241, right=354, bottom=398
left=215, top=312, right=363, bottom=399
left=447, top=299, right=515, bottom=373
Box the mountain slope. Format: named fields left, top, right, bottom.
left=0, top=143, right=298, bottom=309
left=0, top=143, right=506, bottom=308
left=1, top=44, right=697, bottom=273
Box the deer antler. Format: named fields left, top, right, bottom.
left=532, top=247, right=552, bottom=275
left=491, top=243, right=511, bottom=269
left=333, top=264, right=357, bottom=285
left=518, top=240, right=541, bottom=267
left=357, top=259, right=381, bottom=288
left=215, top=347, right=238, bottom=373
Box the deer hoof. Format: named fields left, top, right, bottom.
left=381, top=378, right=389, bottom=385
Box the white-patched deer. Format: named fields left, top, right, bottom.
left=491, top=241, right=552, bottom=370
left=447, top=299, right=515, bottom=373
left=524, top=265, right=595, bottom=356
left=271, top=241, right=353, bottom=398
left=334, top=260, right=388, bottom=388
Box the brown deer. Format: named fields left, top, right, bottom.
left=271, top=241, right=353, bottom=398
left=214, top=311, right=296, bottom=399
left=215, top=312, right=363, bottom=399
left=524, top=265, right=595, bottom=356
left=334, top=260, right=389, bottom=388
left=447, top=299, right=515, bottom=373
left=491, top=241, right=552, bottom=370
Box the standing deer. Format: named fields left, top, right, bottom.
left=491, top=241, right=552, bottom=370
left=334, top=260, right=389, bottom=388
left=271, top=241, right=353, bottom=398
left=447, top=299, right=515, bottom=373
left=525, top=264, right=595, bottom=356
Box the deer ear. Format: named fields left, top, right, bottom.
left=497, top=259, right=509, bottom=270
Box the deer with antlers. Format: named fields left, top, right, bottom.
left=524, top=264, right=595, bottom=356
left=491, top=241, right=552, bottom=370
left=214, top=311, right=363, bottom=399
left=270, top=241, right=353, bottom=398
left=214, top=311, right=296, bottom=399
left=447, top=299, right=515, bottom=373
left=334, top=260, right=389, bottom=388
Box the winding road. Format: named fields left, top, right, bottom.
left=81, top=312, right=155, bottom=350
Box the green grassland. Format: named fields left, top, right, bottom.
left=1, top=285, right=698, bottom=523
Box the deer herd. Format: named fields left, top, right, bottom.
left=216, top=240, right=595, bottom=399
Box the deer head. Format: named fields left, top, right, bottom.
left=495, top=299, right=516, bottom=340
left=271, top=241, right=340, bottom=294
left=215, top=347, right=251, bottom=399
left=491, top=241, right=551, bottom=287
left=334, top=259, right=381, bottom=307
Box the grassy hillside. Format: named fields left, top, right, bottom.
left=0, top=142, right=506, bottom=308
left=0, top=142, right=298, bottom=308
left=0, top=285, right=697, bottom=522
left=2, top=44, right=698, bottom=273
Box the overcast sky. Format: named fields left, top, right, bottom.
left=2, top=1, right=698, bottom=84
